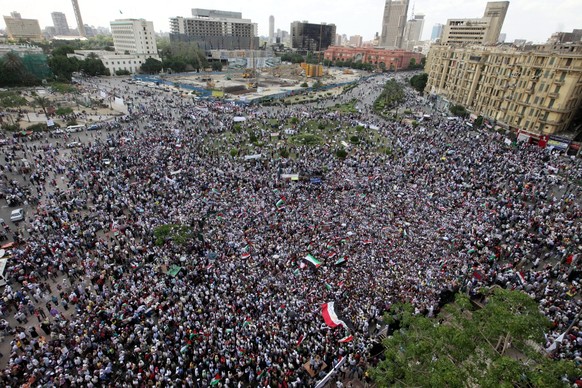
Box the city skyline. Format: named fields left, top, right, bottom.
left=1, top=0, right=580, bottom=43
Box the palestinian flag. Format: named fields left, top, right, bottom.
left=335, top=257, right=347, bottom=266
left=210, top=374, right=221, bottom=385
left=304, top=254, right=322, bottom=268
left=322, top=302, right=346, bottom=328
left=339, top=334, right=354, bottom=343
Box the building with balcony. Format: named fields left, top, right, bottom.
left=425, top=43, right=582, bottom=134
left=324, top=46, right=423, bottom=70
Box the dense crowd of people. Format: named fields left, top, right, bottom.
left=0, top=74, right=580, bottom=386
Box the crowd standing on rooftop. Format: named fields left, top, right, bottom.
left=0, top=73, right=580, bottom=387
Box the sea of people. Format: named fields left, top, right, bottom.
left=0, top=74, right=580, bottom=387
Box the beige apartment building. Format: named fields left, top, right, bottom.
left=425, top=43, right=582, bottom=134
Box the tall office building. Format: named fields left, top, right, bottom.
left=349, top=35, right=363, bottom=47
left=290, top=21, right=336, bottom=52
left=51, top=12, right=70, bottom=36
left=379, top=0, right=409, bottom=48
left=3, top=14, right=42, bottom=41
left=441, top=1, right=509, bottom=46
left=482, top=1, right=509, bottom=45
left=431, top=23, right=443, bottom=41
left=71, top=0, right=86, bottom=37
left=110, top=19, right=158, bottom=55
left=170, top=9, right=258, bottom=50
left=269, top=15, right=275, bottom=44
left=404, top=13, right=425, bottom=49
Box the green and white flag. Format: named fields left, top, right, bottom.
left=304, top=254, right=322, bottom=268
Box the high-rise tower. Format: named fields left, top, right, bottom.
left=380, top=0, right=410, bottom=48
left=269, top=15, right=275, bottom=44
left=52, top=12, right=70, bottom=35
left=71, top=0, right=86, bottom=37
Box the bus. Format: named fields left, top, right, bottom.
left=66, top=124, right=85, bottom=133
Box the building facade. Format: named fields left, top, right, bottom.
left=71, top=0, right=86, bottom=37
left=425, top=43, right=582, bottom=134
left=290, top=21, right=336, bottom=52
left=441, top=1, right=509, bottom=46
left=68, top=50, right=156, bottom=75
left=431, top=23, right=443, bottom=42
left=51, top=12, right=70, bottom=36
left=403, top=14, right=424, bottom=50
left=379, top=0, right=409, bottom=49
left=3, top=15, right=42, bottom=41
left=110, top=19, right=158, bottom=56
left=269, top=15, right=274, bottom=44
left=324, top=46, right=423, bottom=70
left=170, top=9, right=258, bottom=50
left=349, top=35, right=363, bottom=47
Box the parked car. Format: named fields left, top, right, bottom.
left=87, top=123, right=102, bottom=130
left=10, top=208, right=24, bottom=222
left=52, top=128, right=65, bottom=135
left=66, top=142, right=82, bottom=148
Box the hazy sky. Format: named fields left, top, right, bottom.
left=1, top=0, right=580, bottom=43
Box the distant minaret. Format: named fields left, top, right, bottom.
left=269, top=15, right=275, bottom=44
left=71, top=0, right=86, bottom=37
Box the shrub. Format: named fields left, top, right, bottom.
left=233, top=123, right=242, bottom=133
left=280, top=149, right=290, bottom=158
left=230, top=148, right=238, bottom=157
left=317, top=123, right=326, bottom=130
left=336, top=148, right=348, bottom=158
left=356, top=125, right=364, bottom=132
left=290, top=117, right=299, bottom=125
left=27, top=123, right=48, bottom=132
left=66, top=119, right=78, bottom=126
left=1, top=123, right=20, bottom=132
left=349, top=135, right=360, bottom=144
left=300, top=82, right=308, bottom=88
left=56, top=107, right=74, bottom=116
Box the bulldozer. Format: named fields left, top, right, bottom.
left=242, top=68, right=256, bottom=79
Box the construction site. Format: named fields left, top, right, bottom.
left=165, top=63, right=363, bottom=102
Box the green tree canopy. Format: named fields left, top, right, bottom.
left=373, top=79, right=405, bottom=113
left=450, top=104, right=470, bottom=118
left=141, top=58, right=163, bottom=74
left=410, top=73, right=428, bottom=93
left=372, top=288, right=579, bottom=387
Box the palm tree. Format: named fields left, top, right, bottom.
left=31, top=93, right=50, bottom=119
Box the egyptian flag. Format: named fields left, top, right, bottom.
left=304, top=254, right=322, bottom=268
left=335, top=257, right=347, bottom=266
left=362, top=239, right=373, bottom=245
left=322, top=302, right=347, bottom=328
left=296, top=333, right=306, bottom=347
left=242, top=251, right=251, bottom=259
left=339, top=334, right=354, bottom=343
left=516, top=271, right=526, bottom=285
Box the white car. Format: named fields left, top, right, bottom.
left=10, top=208, right=24, bottom=222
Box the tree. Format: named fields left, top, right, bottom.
left=48, top=55, right=80, bottom=81
left=141, top=58, right=163, bottom=74
left=450, top=104, right=469, bottom=118
left=0, top=52, right=39, bottom=86
left=410, top=73, right=428, bottom=93
left=372, top=289, right=579, bottom=387
left=80, top=54, right=109, bottom=76
left=474, top=115, right=484, bottom=128
left=31, top=94, right=51, bottom=118
left=374, top=79, right=405, bottom=113
left=211, top=61, right=223, bottom=72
